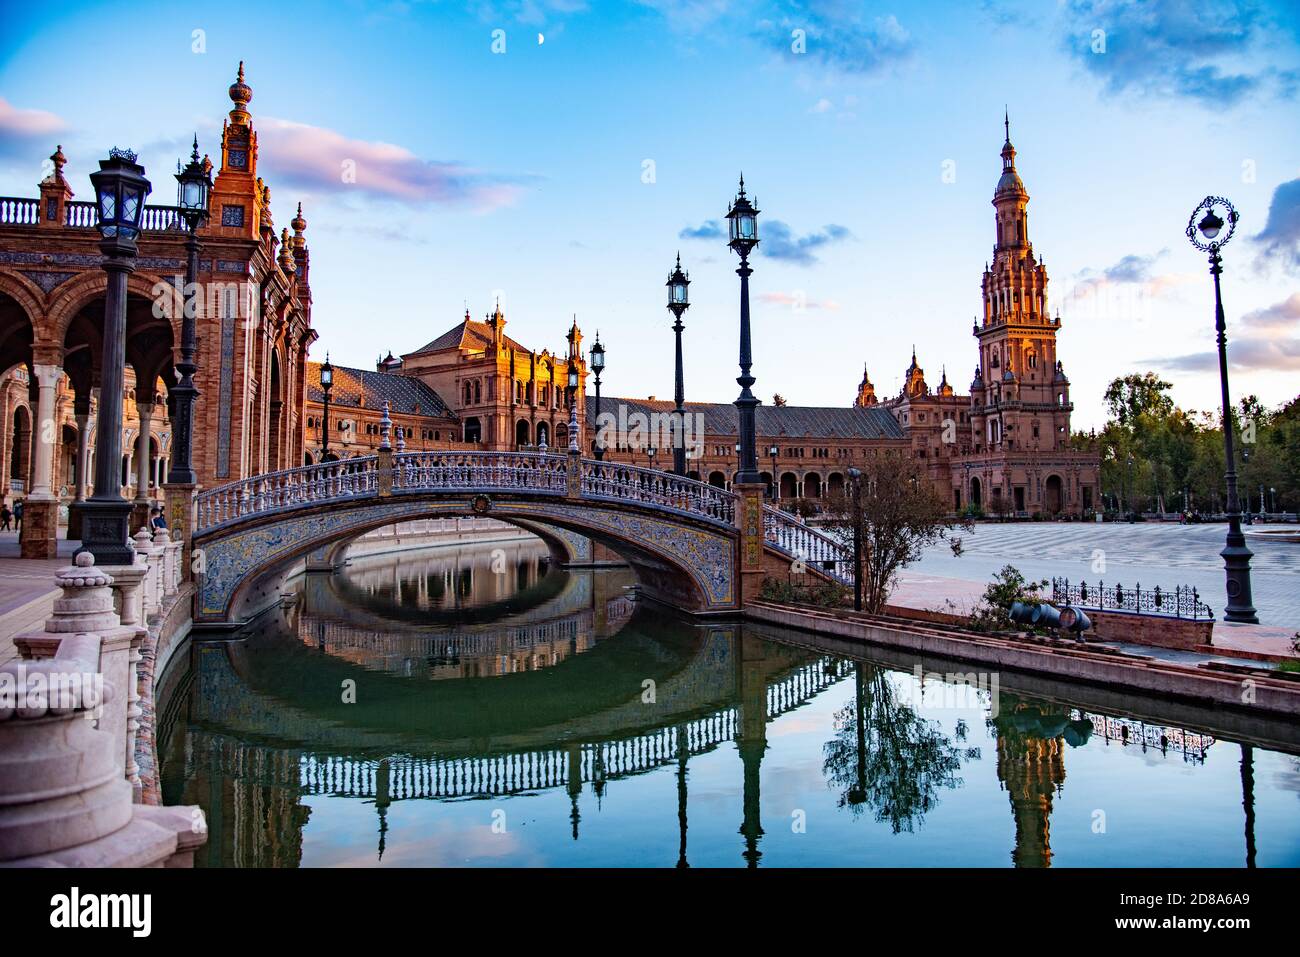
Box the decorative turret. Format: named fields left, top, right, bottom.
left=902, top=347, right=928, bottom=398
left=937, top=366, right=954, bottom=397
left=278, top=227, right=295, bottom=273
left=854, top=364, right=878, bottom=407
left=566, top=316, right=583, bottom=360
left=291, top=202, right=307, bottom=249
left=37, top=144, right=73, bottom=227
left=228, top=60, right=253, bottom=126
left=487, top=301, right=505, bottom=350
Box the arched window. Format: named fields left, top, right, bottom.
left=474, top=381, right=482, bottom=403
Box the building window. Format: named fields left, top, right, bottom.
left=221, top=204, right=245, bottom=227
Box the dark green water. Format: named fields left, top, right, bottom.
left=159, top=541, right=1300, bottom=868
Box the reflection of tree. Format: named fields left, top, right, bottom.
left=822, top=662, right=963, bottom=833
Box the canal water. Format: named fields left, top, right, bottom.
left=158, top=538, right=1300, bottom=868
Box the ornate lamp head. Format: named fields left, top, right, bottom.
left=1186, top=196, right=1239, bottom=252
left=726, top=175, right=759, bottom=257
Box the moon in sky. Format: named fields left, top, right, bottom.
left=538, top=33, right=545, bottom=45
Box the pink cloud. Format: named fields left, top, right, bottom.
left=256, top=117, right=531, bottom=211
left=760, top=290, right=841, bottom=311
left=0, top=99, right=65, bottom=157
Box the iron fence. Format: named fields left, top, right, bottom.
left=1050, top=577, right=1214, bottom=620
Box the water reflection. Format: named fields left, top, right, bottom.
left=158, top=542, right=1299, bottom=868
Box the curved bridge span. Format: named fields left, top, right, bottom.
left=191, top=451, right=851, bottom=623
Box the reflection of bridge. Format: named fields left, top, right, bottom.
left=190, top=451, right=851, bottom=623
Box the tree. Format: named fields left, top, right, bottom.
left=822, top=662, right=965, bottom=833
left=1103, top=372, right=1174, bottom=426
left=820, top=457, right=972, bottom=614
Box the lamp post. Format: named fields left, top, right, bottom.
left=320, top=353, right=336, bottom=462
left=1270, top=487, right=1276, bottom=513
left=847, top=466, right=863, bottom=612
left=81, top=148, right=151, bottom=565
left=647, top=446, right=658, bottom=471
left=567, top=364, right=580, bottom=454
left=590, top=334, right=605, bottom=460
left=727, top=175, right=761, bottom=485
left=769, top=445, right=779, bottom=500
left=667, top=253, right=690, bottom=476
left=167, top=135, right=211, bottom=486
left=1187, top=196, right=1257, bottom=622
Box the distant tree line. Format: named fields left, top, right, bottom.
left=1071, top=372, right=1299, bottom=515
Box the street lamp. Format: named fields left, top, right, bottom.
left=769, top=445, right=779, bottom=500
left=590, top=334, right=606, bottom=460
left=1187, top=196, right=1257, bottom=622
left=847, top=466, right=864, bottom=612
left=320, top=353, right=336, bottom=462
left=80, top=148, right=151, bottom=565
left=727, top=175, right=761, bottom=486
left=667, top=253, right=690, bottom=476
left=647, top=446, right=658, bottom=471
left=567, top=363, right=580, bottom=454
left=167, top=136, right=212, bottom=487
left=1270, top=487, right=1276, bottom=513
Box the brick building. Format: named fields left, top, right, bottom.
left=0, top=63, right=316, bottom=555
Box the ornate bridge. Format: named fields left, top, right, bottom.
left=190, top=450, right=852, bottom=624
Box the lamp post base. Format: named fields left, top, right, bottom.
left=75, top=499, right=136, bottom=566
left=1221, top=530, right=1259, bottom=624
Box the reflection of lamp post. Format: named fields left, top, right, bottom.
left=167, top=135, right=211, bottom=486
left=1270, top=487, right=1276, bottom=513
left=320, top=353, right=336, bottom=462
left=590, top=334, right=605, bottom=460
left=81, top=149, right=151, bottom=565
left=1187, top=196, right=1257, bottom=623
left=667, top=253, right=690, bottom=476
left=727, top=175, right=761, bottom=485
left=847, top=466, right=863, bottom=612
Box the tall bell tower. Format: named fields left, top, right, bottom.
left=970, top=114, right=1072, bottom=454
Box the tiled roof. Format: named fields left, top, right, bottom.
left=407, top=318, right=533, bottom=358
left=585, top=396, right=906, bottom=440
left=306, top=362, right=456, bottom=419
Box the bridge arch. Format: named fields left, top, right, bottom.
left=191, top=452, right=849, bottom=626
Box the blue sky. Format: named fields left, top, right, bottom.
left=2, top=0, right=1298, bottom=429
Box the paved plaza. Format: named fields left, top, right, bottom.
left=905, top=520, right=1299, bottom=639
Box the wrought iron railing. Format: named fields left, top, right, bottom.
left=580, top=459, right=735, bottom=525
left=763, top=506, right=853, bottom=585
left=1050, top=577, right=1214, bottom=620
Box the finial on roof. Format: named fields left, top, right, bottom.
left=228, top=61, right=253, bottom=119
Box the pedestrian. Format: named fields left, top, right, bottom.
left=150, top=506, right=168, bottom=532
left=13, top=498, right=23, bottom=533
left=0, top=503, right=10, bottom=531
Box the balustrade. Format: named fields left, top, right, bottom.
left=762, top=505, right=853, bottom=585
left=580, top=459, right=735, bottom=524
left=0, top=196, right=39, bottom=225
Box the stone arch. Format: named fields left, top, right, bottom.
left=1044, top=473, right=1063, bottom=515
left=707, top=470, right=726, bottom=489
left=44, top=269, right=176, bottom=348
left=9, top=404, right=31, bottom=492
left=195, top=494, right=737, bottom=625
left=803, top=472, right=823, bottom=498
left=827, top=472, right=845, bottom=497
left=970, top=475, right=982, bottom=507
left=779, top=471, right=798, bottom=499
left=0, top=271, right=46, bottom=334
left=515, top=419, right=530, bottom=447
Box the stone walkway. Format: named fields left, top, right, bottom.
left=0, top=532, right=79, bottom=664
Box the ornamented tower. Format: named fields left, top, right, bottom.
left=854, top=365, right=878, bottom=407
left=969, top=115, right=1072, bottom=454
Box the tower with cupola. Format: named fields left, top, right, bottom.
left=969, top=114, right=1072, bottom=456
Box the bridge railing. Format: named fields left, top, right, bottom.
left=580, top=459, right=735, bottom=525
left=196, top=457, right=378, bottom=532
left=392, top=450, right=569, bottom=495
left=763, top=505, right=853, bottom=585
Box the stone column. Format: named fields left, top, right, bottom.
left=20, top=363, right=62, bottom=558
left=131, top=399, right=153, bottom=531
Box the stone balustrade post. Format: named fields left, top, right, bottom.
left=153, top=526, right=178, bottom=598
left=162, top=482, right=198, bottom=583
left=134, top=526, right=165, bottom=621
